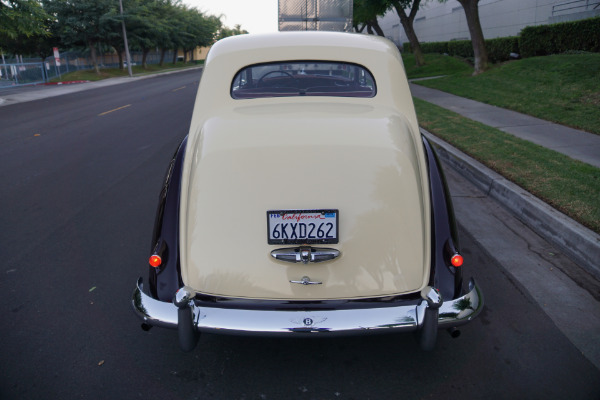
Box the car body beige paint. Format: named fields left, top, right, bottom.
left=179, top=32, right=431, bottom=300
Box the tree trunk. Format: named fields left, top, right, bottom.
left=369, top=19, right=385, bottom=37
left=117, top=50, right=123, bottom=70
left=172, top=49, right=177, bottom=64
left=89, top=40, right=100, bottom=75
left=142, top=48, right=149, bottom=69
left=159, top=48, right=166, bottom=67
left=393, top=0, right=424, bottom=67
left=457, top=0, right=488, bottom=74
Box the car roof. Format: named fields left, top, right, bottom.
left=190, top=32, right=419, bottom=138
left=206, top=31, right=399, bottom=64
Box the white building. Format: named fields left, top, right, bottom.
left=378, top=0, right=600, bottom=46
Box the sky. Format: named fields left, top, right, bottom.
left=184, top=0, right=280, bottom=34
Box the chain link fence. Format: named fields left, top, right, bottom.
left=0, top=63, right=48, bottom=87
left=278, top=0, right=353, bottom=32
left=0, top=50, right=176, bottom=88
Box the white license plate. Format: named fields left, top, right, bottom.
left=267, top=209, right=338, bottom=245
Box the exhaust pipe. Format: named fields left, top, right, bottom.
left=447, top=327, right=461, bottom=338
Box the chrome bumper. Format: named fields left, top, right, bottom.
left=132, top=278, right=483, bottom=336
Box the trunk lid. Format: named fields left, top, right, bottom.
left=179, top=102, right=430, bottom=300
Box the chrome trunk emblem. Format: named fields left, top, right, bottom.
left=271, top=246, right=340, bottom=264
left=290, top=276, right=322, bottom=285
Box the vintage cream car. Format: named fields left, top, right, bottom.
left=132, top=31, right=483, bottom=351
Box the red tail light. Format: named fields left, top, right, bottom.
left=451, top=254, right=463, bottom=267
left=149, top=255, right=162, bottom=268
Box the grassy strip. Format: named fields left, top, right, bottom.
left=411, top=53, right=600, bottom=135
left=402, top=53, right=472, bottom=79
left=50, top=62, right=202, bottom=82
left=414, top=97, right=600, bottom=233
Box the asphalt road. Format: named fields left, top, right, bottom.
left=1, top=70, right=599, bottom=399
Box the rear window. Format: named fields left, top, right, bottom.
left=231, top=61, right=376, bottom=99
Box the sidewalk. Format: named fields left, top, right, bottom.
left=410, top=83, right=600, bottom=281
left=410, top=83, right=600, bottom=169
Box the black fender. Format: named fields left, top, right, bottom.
left=147, top=135, right=461, bottom=302
left=148, top=136, right=188, bottom=301
left=422, top=136, right=463, bottom=300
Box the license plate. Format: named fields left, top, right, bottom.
left=267, top=209, right=339, bottom=245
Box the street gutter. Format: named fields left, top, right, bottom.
left=423, top=128, right=600, bottom=281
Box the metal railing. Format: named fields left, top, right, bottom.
left=552, top=0, right=600, bottom=16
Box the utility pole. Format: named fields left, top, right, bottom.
left=119, top=0, right=133, bottom=77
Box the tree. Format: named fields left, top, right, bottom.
left=2, top=31, right=53, bottom=58
left=43, top=0, right=119, bottom=74
left=389, top=0, right=425, bottom=67
left=125, top=0, right=167, bottom=68
left=177, top=7, right=220, bottom=63
left=353, top=0, right=425, bottom=67
left=215, top=24, right=248, bottom=41
left=154, top=0, right=179, bottom=66
left=455, top=0, right=488, bottom=74
left=352, top=0, right=386, bottom=36
left=36, top=0, right=222, bottom=73
left=108, top=0, right=178, bottom=69
left=164, top=4, right=220, bottom=64
left=0, top=0, right=49, bottom=39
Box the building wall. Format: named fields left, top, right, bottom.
left=177, top=46, right=210, bottom=61
left=378, top=0, right=599, bottom=46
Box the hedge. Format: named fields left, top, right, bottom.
left=403, top=17, right=599, bottom=61
left=486, top=37, right=520, bottom=62
left=404, top=37, right=518, bottom=62
left=418, top=41, right=449, bottom=54
left=519, top=17, right=600, bottom=57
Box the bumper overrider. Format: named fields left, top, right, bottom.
left=132, top=277, right=483, bottom=350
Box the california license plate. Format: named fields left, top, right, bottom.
left=267, top=209, right=339, bottom=245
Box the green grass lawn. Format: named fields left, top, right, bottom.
left=407, top=53, right=600, bottom=134
left=414, top=97, right=600, bottom=233
left=402, top=53, right=473, bottom=79
left=50, top=61, right=201, bottom=82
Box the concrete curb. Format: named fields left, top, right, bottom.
left=43, top=80, right=90, bottom=85
left=422, top=128, right=600, bottom=280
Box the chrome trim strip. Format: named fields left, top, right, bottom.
left=289, top=276, right=323, bottom=285
left=132, top=278, right=483, bottom=336
left=271, top=247, right=341, bottom=264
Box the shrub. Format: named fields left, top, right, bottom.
left=420, top=41, right=449, bottom=54
left=403, top=41, right=449, bottom=54
left=486, top=36, right=520, bottom=62
left=404, top=17, right=599, bottom=61
left=447, top=40, right=473, bottom=58
left=519, top=17, right=600, bottom=57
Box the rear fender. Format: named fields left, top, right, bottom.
left=148, top=136, right=188, bottom=301
left=422, top=136, right=463, bottom=300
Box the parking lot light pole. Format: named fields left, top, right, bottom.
left=119, top=0, right=133, bottom=77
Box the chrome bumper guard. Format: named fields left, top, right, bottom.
left=132, top=277, right=483, bottom=335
